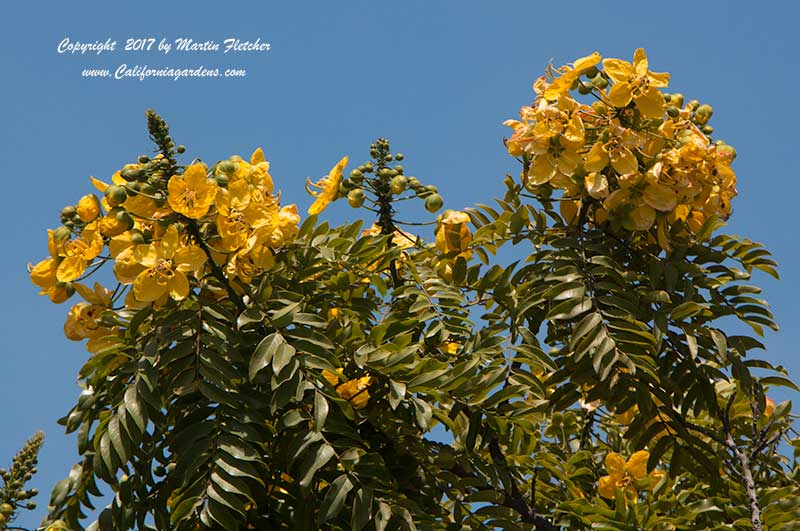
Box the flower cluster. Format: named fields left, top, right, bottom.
left=504, top=49, right=737, bottom=250
left=30, top=145, right=311, bottom=352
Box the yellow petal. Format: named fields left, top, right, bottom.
left=573, top=51, right=602, bottom=72
left=30, top=258, right=58, bottom=288
left=168, top=271, right=190, bottom=300
left=626, top=450, right=650, bottom=479
left=607, top=81, right=633, bottom=108
left=560, top=200, right=580, bottom=225
left=174, top=245, right=207, bottom=272
left=602, top=58, right=634, bottom=83
left=648, top=70, right=670, bottom=88
left=527, top=154, right=556, bottom=185
left=634, top=86, right=666, bottom=119
left=597, top=476, right=616, bottom=499
left=113, top=248, right=145, bottom=284
left=610, top=148, right=638, bottom=175
left=624, top=204, right=656, bottom=231
left=56, top=256, right=86, bottom=283
left=584, top=173, right=609, bottom=199
left=250, top=147, right=266, bottom=165
left=133, top=271, right=167, bottom=302
left=643, top=183, right=678, bottom=212
left=633, top=48, right=649, bottom=76
left=605, top=453, right=626, bottom=478
left=322, top=369, right=343, bottom=386
left=91, top=176, right=110, bottom=193
left=77, top=194, right=102, bottom=222
left=584, top=143, right=609, bottom=173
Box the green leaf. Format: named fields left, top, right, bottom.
left=299, top=443, right=335, bottom=488
left=249, top=332, right=283, bottom=381
left=671, top=301, right=706, bottom=320
left=352, top=487, right=374, bottom=531
left=272, top=341, right=298, bottom=375
left=314, top=390, right=329, bottom=431
left=318, top=474, right=354, bottom=523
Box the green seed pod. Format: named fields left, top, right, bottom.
left=347, top=188, right=366, bottom=208
left=584, top=65, right=600, bottom=79
left=425, top=193, right=443, bottom=213
left=120, top=166, right=140, bottom=182
left=717, top=144, right=737, bottom=160
left=592, top=101, right=609, bottom=115
left=53, top=226, right=72, bottom=241
left=217, top=160, right=236, bottom=175
left=60, top=205, right=77, bottom=219
left=694, top=103, right=713, bottom=125
left=390, top=175, right=408, bottom=195
left=591, top=74, right=608, bottom=89
left=115, top=210, right=135, bottom=231
left=104, top=185, right=128, bottom=207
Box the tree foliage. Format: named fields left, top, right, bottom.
left=23, top=49, right=800, bottom=531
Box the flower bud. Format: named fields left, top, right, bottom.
left=694, top=103, right=713, bottom=124
left=390, top=175, right=408, bottom=195
left=77, top=194, right=102, bottom=222
left=394, top=153, right=404, bottom=161
left=425, top=193, right=444, bottom=213
left=347, top=189, right=366, bottom=208
left=104, top=185, right=128, bottom=207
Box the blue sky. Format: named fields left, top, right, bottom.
left=2, top=0, right=799, bottom=527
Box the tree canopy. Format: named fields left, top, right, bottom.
left=17, top=48, right=800, bottom=531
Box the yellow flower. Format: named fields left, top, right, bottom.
left=336, top=376, right=375, bottom=410
left=225, top=238, right=275, bottom=284
left=436, top=211, right=473, bottom=256
left=524, top=97, right=588, bottom=187
left=322, top=368, right=344, bottom=386
left=131, top=225, right=206, bottom=302
left=246, top=147, right=274, bottom=194
left=55, top=223, right=105, bottom=283
left=29, top=230, right=74, bottom=303
left=598, top=450, right=661, bottom=502
left=604, top=172, right=677, bottom=232
left=603, top=48, right=670, bottom=118
left=64, top=282, right=118, bottom=351
left=584, top=122, right=642, bottom=176
left=215, top=180, right=274, bottom=252
left=361, top=224, right=417, bottom=250
left=167, top=163, right=217, bottom=219
left=306, top=156, right=348, bottom=215
left=543, top=52, right=602, bottom=101
left=441, top=341, right=459, bottom=355
left=76, top=194, right=102, bottom=222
